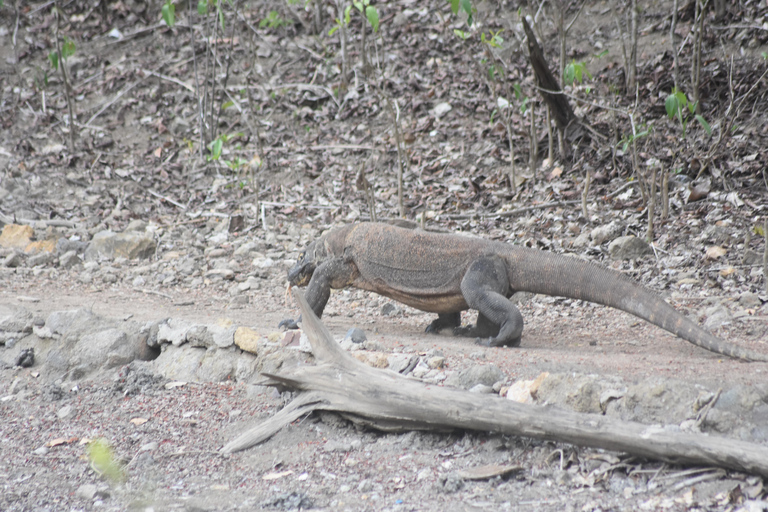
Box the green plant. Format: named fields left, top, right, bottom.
left=259, top=10, right=291, bottom=29
left=353, top=0, right=378, bottom=32
left=563, top=60, right=592, bottom=93
left=161, top=0, right=175, bottom=26
left=207, top=132, right=244, bottom=162
left=618, top=124, right=651, bottom=152
left=665, top=87, right=711, bottom=138
left=87, top=438, right=126, bottom=483
left=449, top=0, right=474, bottom=26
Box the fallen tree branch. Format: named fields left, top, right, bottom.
left=222, top=290, right=768, bottom=478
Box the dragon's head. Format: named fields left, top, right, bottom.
left=287, top=239, right=326, bottom=287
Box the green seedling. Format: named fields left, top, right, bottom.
left=665, top=87, right=711, bottom=138
left=87, top=438, right=126, bottom=483
left=448, top=0, right=474, bottom=27
left=207, top=132, right=244, bottom=162
left=353, top=0, right=379, bottom=32
left=564, top=60, right=592, bottom=93
left=48, top=36, right=75, bottom=70
left=618, top=124, right=652, bottom=152
left=260, top=10, right=291, bottom=29
left=162, top=0, right=175, bottom=27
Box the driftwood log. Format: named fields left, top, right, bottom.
left=521, top=17, right=583, bottom=143
left=222, top=290, right=768, bottom=478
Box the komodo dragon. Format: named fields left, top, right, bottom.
left=279, top=222, right=767, bottom=362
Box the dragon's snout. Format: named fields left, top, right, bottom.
left=287, top=261, right=315, bottom=287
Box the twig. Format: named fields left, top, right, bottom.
left=144, top=69, right=195, bottom=93
left=148, top=189, right=186, bottom=210
left=84, top=75, right=149, bottom=128
left=132, top=288, right=174, bottom=300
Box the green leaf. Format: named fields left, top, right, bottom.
left=366, top=6, right=379, bottom=32
left=664, top=93, right=679, bottom=120
left=353, top=1, right=363, bottom=12
left=449, top=0, right=460, bottom=14
left=595, top=49, right=609, bottom=58
left=512, top=83, right=522, bottom=100
left=755, top=224, right=766, bottom=237
left=198, top=0, right=208, bottom=15
left=209, top=138, right=223, bottom=160
left=218, top=4, right=225, bottom=29
left=563, top=62, right=575, bottom=85
left=344, top=5, right=352, bottom=25
left=48, top=51, right=59, bottom=70
left=222, top=100, right=235, bottom=110
left=460, top=0, right=473, bottom=26
left=329, top=24, right=340, bottom=36
left=162, top=0, right=176, bottom=27
left=694, top=115, right=711, bottom=135
left=62, top=38, right=76, bottom=59
left=453, top=29, right=468, bottom=40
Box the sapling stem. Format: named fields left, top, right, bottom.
left=581, top=168, right=591, bottom=218
left=53, top=0, right=76, bottom=153
left=647, top=166, right=656, bottom=242
left=661, top=166, right=669, bottom=220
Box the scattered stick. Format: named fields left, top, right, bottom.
left=221, top=290, right=768, bottom=479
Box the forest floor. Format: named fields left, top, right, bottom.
left=1, top=0, right=768, bottom=510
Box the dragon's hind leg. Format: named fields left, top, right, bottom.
left=459, top=256, right=524, bottom=347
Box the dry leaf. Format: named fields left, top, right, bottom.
left=719, top=267, right=736, bottom=277
left=47, top=437, right=77, bottom=447
left=130, top=417, right=149, bottom=426
left=262, top=470, right=294, bottom=480
left=705, top=246, right=727, bottom=260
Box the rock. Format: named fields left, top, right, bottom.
left=571, top=232, right=591, bottom=248
left=153, top=345, right=206, bottom=381
left=381, top=303, right=399, bottom=316
left=739, top=292, right=762, bottom=309
left=198, top=350, right=238, bottom=382
left=608, top=236, right=652, bottom=260
left=431, top=102, right=452, bottom=118
left=0, top=224, right=33, bottom=249
left=24, top=239, right=56, bottom=254
left=71, top=328, right=142, bottom=373
left=444, top=364, right=505, bottom=390
left=469, top=384, right=494, bottom=393
left=27, top=250, right=54, bottom=267
left=59, top=250, right=82, bottom=269
left=125, top=219, right=148, bottom=232
left=742, top=249, right=762, bottom=266
left=205, top=268, right=235, bottom=280
left=345, top=327, right=367, bottom=344
left=57, top=405, right=73, bottom=419
left=14, top=348, right=34, bottom=367
left=3, top=252, right=23, bottom=267
left=426, top=356, right=445, bottom=369
left=0, top=304, right=33, bottom=333
left=387, top=353, right=418, bottom=374
left=590, top=221, right=622, bottom=245
left=703, top=304, right=732, bottom=330
left=157, top=318, right=193, bottom=346
left=75, top=484, right=98, bottom=500
left=84, top=230, right=157, bottom=261
left=46, top=308, right=114, bottom=339
left=234, top=326, right=260, bottom=354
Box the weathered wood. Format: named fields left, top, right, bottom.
left=222, top=290, right=768, bottom=478
left=521, top=17, right=581, bottom=142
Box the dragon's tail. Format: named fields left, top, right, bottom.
left=504, top=246, right=767, bottom=362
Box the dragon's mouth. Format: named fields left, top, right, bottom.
left=287, top=261, right=315, bottom=287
